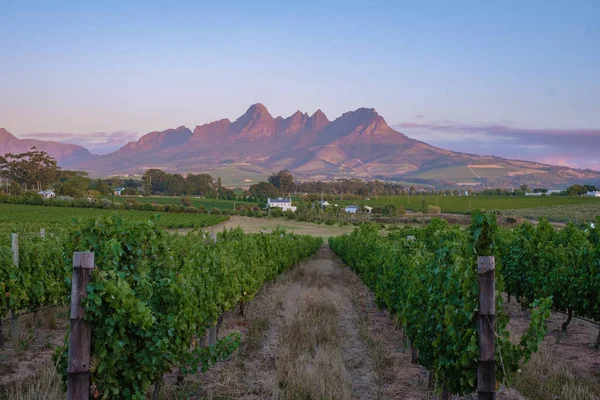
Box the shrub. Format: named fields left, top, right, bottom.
left=179, top=196, right=192, bottom=207
left=427, top=205, right=441, bottom=214
left=211, top=207, right=221, bottom=215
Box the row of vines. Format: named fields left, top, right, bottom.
left=329, top=213, right=553, bottom=396
left=0, top=226, right=68, bottom=322
left=498, top=217, right=600, bottom=345
left=1, top=214, right=322, bottom=399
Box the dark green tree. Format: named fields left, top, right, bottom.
left=0, top=148, right=59, bottom=191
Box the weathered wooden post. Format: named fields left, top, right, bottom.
left=208, top=325, right=217, bottom=346
left=67, top=252, right=94, bottom=400
left=10, top=233, right=19, bottom=343
left=478, top=256, right=496, bottom=400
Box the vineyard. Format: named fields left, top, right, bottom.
left=1, top=211, right=599, bottom=398
left=0, top=203, right=229, bottom=230
left=329, top=214, right=600, bottom=397
left=117, top=195, right=257, bottom=211
left=0, top=214, right=322, bottom=399
left=498, top=218, right=600, bottom=344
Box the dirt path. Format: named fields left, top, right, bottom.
left=191, top=244, right=429, bottom=399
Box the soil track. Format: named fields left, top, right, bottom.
left=194, top=244, right=429, bottom=399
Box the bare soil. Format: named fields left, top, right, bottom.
left=506, top=298, right=600, bottom=379
left=0, top=307, right=67, bottom=388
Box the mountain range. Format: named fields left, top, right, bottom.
left=2, top=104, right=600, bottom=188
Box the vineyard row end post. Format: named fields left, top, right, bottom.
left=478, top=256, right=496, bottom=400
left=10, top=233, right=19, bottom=344
left=67, top=252, right=94, bottom=400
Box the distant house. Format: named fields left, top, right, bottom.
left=114, top=187, right=125, bottom=196
left=267, top=198, right=297, bottom=212
left=344, top=205, right=360, bottom=214
left=586, top=191, right=600, bottom=197
left=37, top=190, right=55, bottom=199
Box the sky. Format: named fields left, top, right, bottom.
left=0, top=0, right=599, bottom=168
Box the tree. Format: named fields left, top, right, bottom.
left=248, top=181, right=280, bottom=198
left=185, top=173, right=214, bottom=196
left=0, top=148, right=59, bottom=191
left=164, top=174, right=187, bottom=196
left=58, top=175, right=89, bottom=197
left=382, top=203, right=398, bottom=216
left=142, top=169, right=168, bottom=194
left=216, top=176, right=223, bottom=199
left=268, top=170, right=294, bottom=196
left=566, top=184, right=585, bottom=196
left=96, top=179, right=108, bottom=195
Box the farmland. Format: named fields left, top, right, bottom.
left=331, top=194, right=599, bottom=212
left=1, top=212, right=600, bottom=399
left=0, top=203, right=229, bottom=230
left=117, top=195, right=257, bottom=210
left=500, top=203, right=600, bottom=223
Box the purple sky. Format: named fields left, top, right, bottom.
left=1, top=1, right=599, bottom=170
left=395, top=119, right=600, bottom=171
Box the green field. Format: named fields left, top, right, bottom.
left=327, top=195, right=600, bottom=214
left=182, top=163, right=268, bottom=189
left=501, top=203, right=600, bottom=223
left=0, top=203, right=229, bottom=231
left=117, top=195, right=257, bottom=210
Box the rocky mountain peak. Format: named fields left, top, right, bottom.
left=233, top=103, right=277, bottom=138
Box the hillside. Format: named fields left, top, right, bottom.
left=3, top=105, right=600, bottom=188
left=0, top=128, right=92, bottom=166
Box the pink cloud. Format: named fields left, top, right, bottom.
left=393, top=121, right=600, bottom=171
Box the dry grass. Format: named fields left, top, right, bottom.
left=191, top=245, right=431, bottom=399
left=244, top=316, right=269, bottom=354
left=514, top=350, right=600, bottom=400
left=1, top=361, right=63, bottom=400
left=277, top=288, right=353, bottom=400
left=0, top=307, right=67, bottom=391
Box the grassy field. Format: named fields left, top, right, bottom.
left=182, top=163, right=268, bottom=189
left=326, top=195, right=600, bottom=214
left=0, top=203, right=229, bottom=231
left=117, top=195, right=257, bottom=210
left=204, top=216, right=355, bottom=238
left=501, top=203, right=600, bottom=223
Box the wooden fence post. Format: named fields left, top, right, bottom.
left=10, top=233, right=19, bottom=343
left=67, top=252, right=94, bottom=400
left=478, top=256, right=496, bottom=400
left=207, top=326, right=217, bottom=346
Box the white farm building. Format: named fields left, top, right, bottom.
left=586, top=191, right=600, bottom=197
left=267, top=198, right=297, bottom=212
left=344, top=205, right=360, bottom=213
left=37, top=190, right=56, bottom=199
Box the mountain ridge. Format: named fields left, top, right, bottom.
left=0, top=128, right=92, bottom=165
left=2, top=105, right=600, bottom=188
